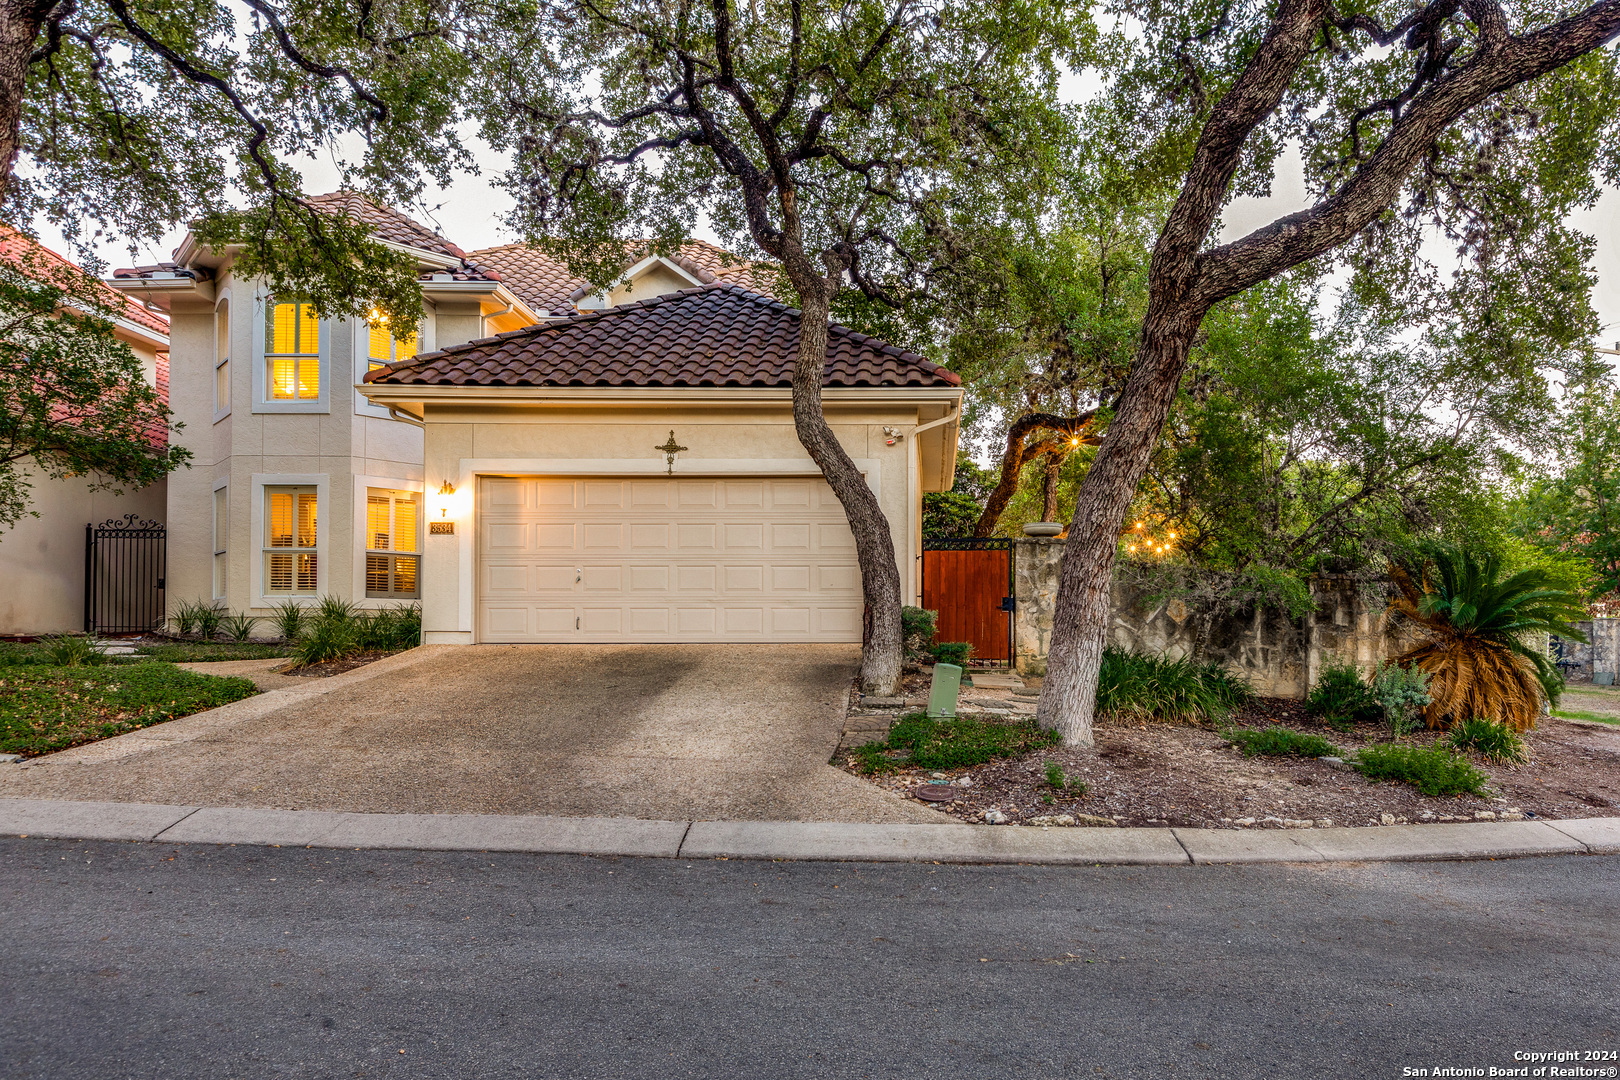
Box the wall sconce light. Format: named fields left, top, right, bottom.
left=437, top=480, right=456, bottom=517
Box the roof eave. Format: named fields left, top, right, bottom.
left=357, top=383, right=963, bottom=407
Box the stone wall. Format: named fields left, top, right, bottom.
left=1010, top=539, right=1419, bottom=699
left=1551, top=620, right=1620, bottom=683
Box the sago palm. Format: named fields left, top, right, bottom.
left=1389, top=546, right=1587, bottom=732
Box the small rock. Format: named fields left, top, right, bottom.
left=1500, top=811, right=1524, bottom=821
left=1282, top=818, right=1314, bottom=829
left=1321, top=756, right=1350, bottom=770
left=1314, top=818, right=1333, bottom=828
left=954, top=776, right=974, bottom=787
left=1027, top=815, right=1077, bottom=828
left=863, top=695, right=905, bottom=707
left=1261, top=816, right=1285, bottom=827
left=0, top=753, right=21, bottom=764
left=1419, top=810, right=1435, bottom=819
left=1474, top=810, right=1497, bottom=821
left=982, top=809, right=1009, bottom=824
left=929, top=772, right=947, bottom=781
left=1506, top=807, right=1523, bottom=814
left=1396, top=816, right=1409, bottom=824
left=1380, top=813, right=1396, bottom=826
left=1234, top=817, right=1256, bottom=827
left=1439, top=814, right=1458, bottom=821
left=1073, top=814, right=1118, bottom=828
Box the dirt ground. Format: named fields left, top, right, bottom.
left=837, top=673, right=1620, bottom=829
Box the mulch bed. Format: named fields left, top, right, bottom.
left=277, top=652, right=398, bottom=678
left=838, top=677, right=1620, bottom=829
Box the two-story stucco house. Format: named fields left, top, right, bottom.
left=109, top=193, right=962, bottom=646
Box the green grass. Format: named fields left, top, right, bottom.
left=1552, top=708, right=1620, bottom=725
left=1224, top=727, right=1340, bottom=758
left=1095, top=647, right=1254, bottom=724
left=1353, top=743, right=1491, bottom=797
left=134, top=641, right=296, bottom=662
left=853, top=712, right=1060, bottom=774
left=0, top=662, right=259, bottom=756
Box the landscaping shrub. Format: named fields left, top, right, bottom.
left=1306, top=660, right=1380, bottom=729
left=931, top=641, right=973, bottom=668
left=315, top=595, right=359, bottom=623
left=194, top=603, right=224, bottom=641
left=1370, top=662, right=1432, bottom=738
left=901, top=606, right=938, bottom=665
left=354, top=604, right=422, bottom=652
left=0, top=643, right=45, bottom=667
left=1094, top=647, right=1244, bottom=723
left=852, top=712, right=1059, bottom=774
left=172, top=598, right=205, bottom=637
left=292, top=611, right=359, bottom=666
left=1225, top=727, right=1339, bottom=758
left=1041, top=761, right=1085, bottom=792
left=268, top=600, right=306, bottom=643
left=222, top=612, right=258, bottom=643
left=0, top=663, right=258, bottom=756
left=1353, top=743, right=1490, bottom=796
left=1389, top=545, right=1586, bottom=731
left=41, top=635, right=101, bottom=667
left=1448, top=717, right=1529, bottom=764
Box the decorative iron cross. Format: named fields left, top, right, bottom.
left=655, top=430, right=688, bottom=474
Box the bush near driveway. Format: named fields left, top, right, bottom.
left=854, top=712, right=1061, bottom=774
left=0, top=663, right=258, bottom=757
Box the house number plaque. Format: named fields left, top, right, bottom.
left=430, top=521, right=455, bottom=535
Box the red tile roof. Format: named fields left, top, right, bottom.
left=4, top=229, right=171, bottom=337
left=469, top=238, right=783, bottom=313
left=365, top=284, right=958, bottom=390
left=302, top=191, right=467, bottom=260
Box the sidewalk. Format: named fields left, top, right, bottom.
left=2, top=798, right=1616, bottom=864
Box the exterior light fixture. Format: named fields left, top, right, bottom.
left=437, top=480, right=456, bottom=517
left=1070, top=436, right=1081, bottom=446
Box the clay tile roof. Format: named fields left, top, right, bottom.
left=2, top=230, right=171, bottom=337
left=467, top=239, right=783, bottom=314
left=365, top=283, right=959, bottom=390
left=302, top=191, right=466, bottom=260
left=459, top=243, right=578, bottom=311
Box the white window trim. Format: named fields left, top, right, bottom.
left=354, top=304, right=434, bottom=420
left=351, top=473, right=424, bottom=604
left=212, top=477, right=229, bottom=600
left=212, top=289, right=233, bottom=424
left=250, top=473, right=329, bottom=606
left=252, top=291, right=330, bottom=414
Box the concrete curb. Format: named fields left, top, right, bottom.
left=1, top=799, right=1616, bottom=865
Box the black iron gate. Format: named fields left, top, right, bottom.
left=84, top=514, right=166, bottom=634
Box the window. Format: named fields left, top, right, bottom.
left=365, top=489, right=419, bottom=598
left=366, top=315, right=418, bottom=375
left=265, top=297, right=320, bottom=400
left=212, top=486, right=228, bottom=599
left=214, top=299, right=230, bottom=415
left=264, top=487, right=317, bottom=594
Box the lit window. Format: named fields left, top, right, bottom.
left=214, top=299, right=230, bottom=414
left=364, top=489, right=419, bottom=598
left=212, top=486, right=228, bottom=599
left=264, top=487, right=317, bottom=594
left=366, top=312, right=418, bottom=375
left=266, top=297, right=320, bottom=400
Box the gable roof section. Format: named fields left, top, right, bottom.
left=2, top=228, right=171, bottom=337
left=302, top=191, right=467, bottom=261
left=468, top=238, right=783, bottom=313
left=365, top=283, right=958, bottom=390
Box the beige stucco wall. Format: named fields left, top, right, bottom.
left=0, top=332, right=169, bottom=636
left=417, top=401, right=931, bottom=644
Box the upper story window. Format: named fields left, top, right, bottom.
left=266, top=297, right=320, bottom=400
left=214, top=299, right=231, bottom=416
left=367, top=315, right=418, bottom=374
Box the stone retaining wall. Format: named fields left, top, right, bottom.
left=1010, top=539, right=1419, bottom=698
left=1551, top=620, right=1620, bottom=682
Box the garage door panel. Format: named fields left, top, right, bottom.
left=477, top=475, right=863, bottom=643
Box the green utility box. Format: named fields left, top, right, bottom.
left=927, top=663, right=963, bottom=718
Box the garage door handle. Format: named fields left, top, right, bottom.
left=576, top=567, right=582, bottom=583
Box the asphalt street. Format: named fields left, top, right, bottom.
left=2, top=838, right=1615, bottom=1080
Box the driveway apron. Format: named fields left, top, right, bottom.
left=0, top=645, right=941, bottom=824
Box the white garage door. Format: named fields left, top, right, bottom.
left=477, top=475, right=863, bottom=642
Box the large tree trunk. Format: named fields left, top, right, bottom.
left=791, top=281, right=905, bottom=695
left=1040, top=450, right=1064, bottom=523
left=0, top=0, right=50, bottom=196
left=1036, top=313, right=1201, bottom=744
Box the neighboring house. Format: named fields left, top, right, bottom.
left=0, top=232, right=171, bottom=636
left=110, top=193, right=962, bottom=644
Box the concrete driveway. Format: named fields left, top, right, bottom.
left=0, top=645, right=939, bottom=824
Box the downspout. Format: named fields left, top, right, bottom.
left=386, top=405, right=425, bottom=428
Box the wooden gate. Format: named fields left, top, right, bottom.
left=921, top=538, right=1013, bottom=664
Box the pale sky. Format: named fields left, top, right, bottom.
left=31, top=128, right=1620, bottom=349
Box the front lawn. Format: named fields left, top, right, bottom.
left=0, top=663, right=259, bottom=757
